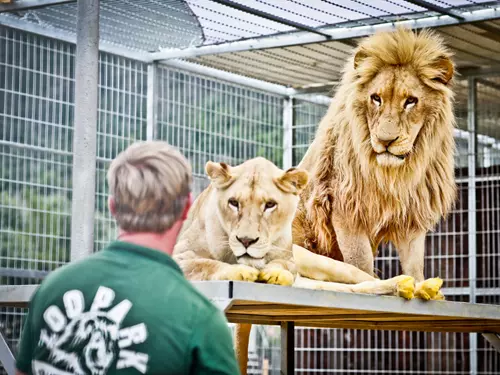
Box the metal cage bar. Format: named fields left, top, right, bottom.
left=147, top=63, right=158, bottom=141
left=468, top=76, right=478, bottom=375
left=282, top=98, right=294, bottom=170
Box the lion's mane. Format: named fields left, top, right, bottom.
left=292, top=27, right=458, bottom=260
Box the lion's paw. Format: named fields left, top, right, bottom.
left=394, top=275, right=415, bottom=300
left=214, top=265, right=259, bottom=282
left=258, top=268, right=294, bottom=286
left=415, top=277, right=444, bottom=301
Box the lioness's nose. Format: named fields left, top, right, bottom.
left=236, top=236, right=259, bottom=249
left=377, top=135, right=399, bottom=148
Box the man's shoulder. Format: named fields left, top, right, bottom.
left=42, top=250, right=105, bottom=279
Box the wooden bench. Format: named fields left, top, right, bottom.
left=2, top=282, right=500, bottom=374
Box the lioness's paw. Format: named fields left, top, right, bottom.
left=394, top=275, right=415, bottom=300
left=214, top=265, right=259, bottom=282
left=415, top=277, right=444, bottom=301
left=433, top=291, right=446, bottom=301
left=258, top=268, right=294, bottom=286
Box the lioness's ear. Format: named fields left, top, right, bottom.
left=353, top=49, right=369, bottom=70
left=275, top=167, right=309, bottom=194
left=205, top=161, right=234, bottom=188
left=430, top=55, right=454, bottom=85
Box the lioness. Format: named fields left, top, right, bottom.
left=172, top=157, right=305, bottom=286
left=173, top=157, right=416, bottom=375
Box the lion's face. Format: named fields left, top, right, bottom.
left=350, top=28, right=455, bottom=171
left=205, top=157, right=308, bottom=267
left=364, top=66, right=431, bottom=168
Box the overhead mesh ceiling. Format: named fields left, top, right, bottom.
left=2, top=0, right=498, bottom=53
left=0, top=0, right=206, bottom=52
left=184, top=0, right=499, bottom=45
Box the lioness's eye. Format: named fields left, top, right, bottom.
left=370, top=94, right=381, bottom=104
left=264, top=201, right=277, bottom=211
left=405, top=96, right=418, bottom=107
left=228, top=198, right=239, bottom=209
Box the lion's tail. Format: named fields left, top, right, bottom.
left=234, top=323, right=252, bottom=375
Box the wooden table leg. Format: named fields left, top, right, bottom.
left=281, top=321, right=294, bottom=375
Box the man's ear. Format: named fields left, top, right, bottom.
left=274, top=167, right=309, bottom=194
left=205, top=161, right=235, bottom=188
left=108, top=196, right=117, bottom=217
left=430, top=55, right=454, bottom=85
left=181, top=192, right=193, bottom=220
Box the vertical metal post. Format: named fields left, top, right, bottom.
left=467, top=76, right=478, bottom=375
left=70, top=0, right=100, bottom=261
left=280, top=321, right=294, bottom=375
left=282, top=97, right=294, bottom=169
left=146, top=63, right=158, bottom=141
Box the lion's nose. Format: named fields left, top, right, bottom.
left=377, top=135, right=399, bottom=148
left=236, top=236, right=259, bottom=249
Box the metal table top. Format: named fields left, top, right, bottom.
left=192, top=281, right=500, bottom=333
left=2, top=282, right=500, bottom=333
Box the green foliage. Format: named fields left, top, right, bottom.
left=0, top=188, right=71, bottom=270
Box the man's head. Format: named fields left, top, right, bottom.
left=107, top=141, right=192, bottom=241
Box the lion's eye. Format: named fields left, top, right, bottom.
left=264, top=201, right=277, bottom=211
left=405, top=96, right=418, bottom=107
left=228, top=198, right=239, bottom=210
left=371, top=94, right=381, bottom=105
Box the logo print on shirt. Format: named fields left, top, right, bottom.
left=33, top=286, right=149, bottom=375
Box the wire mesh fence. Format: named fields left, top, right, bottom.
left=155, top=65, right=284, bottom=195
left=1, top=25, right=500, bottom=375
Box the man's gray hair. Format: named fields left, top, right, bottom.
left=107, top=141, right=192, bottom=233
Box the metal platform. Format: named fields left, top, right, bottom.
left=1, top=281, right=500, bottom=374
left=193, top=281, right=500, bottom=331
left=195, top=281, right=500, bottom=374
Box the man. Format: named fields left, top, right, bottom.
left=15, top=141, right=240, bottom=375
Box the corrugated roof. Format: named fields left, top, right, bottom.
left=185, top=20, right=500, bottom=89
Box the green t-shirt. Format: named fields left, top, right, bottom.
left=15, top=241, right=240, bottom=375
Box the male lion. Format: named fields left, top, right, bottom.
left=173, top=157, right=416, bottom=375
left=292, top=27, right=457, bottom=301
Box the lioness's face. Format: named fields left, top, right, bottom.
left=364, top=66, right=432, bottom=168
left=206, top=158, right=308, bottom=267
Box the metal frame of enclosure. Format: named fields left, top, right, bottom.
left=1, top=0, right=500, bottom=374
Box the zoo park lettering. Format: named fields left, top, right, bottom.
left=41, top=286, right=149, bottom=374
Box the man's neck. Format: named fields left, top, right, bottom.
left=117, top=228, right=179, bottom=255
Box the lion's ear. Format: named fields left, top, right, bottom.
left=430, top=55, right=454, bottom=85
left=205, top=161, right=234, bottom=189
left=275, top=167, right=309, bottom=194
left=354, top=49, right=369, bottom=70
